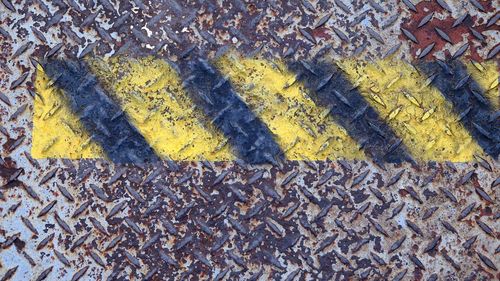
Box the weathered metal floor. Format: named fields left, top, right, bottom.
left=0, top=0, right=499, bottom=280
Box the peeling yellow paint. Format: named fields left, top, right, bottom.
left=215, top=54, right=365, bottom=160
left=338, top=59, right=485, bottom=162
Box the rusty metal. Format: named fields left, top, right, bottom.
left=0, top=0, right=499, bottom=281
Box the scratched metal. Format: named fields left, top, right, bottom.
left=0, top=1, right=499, bottom=281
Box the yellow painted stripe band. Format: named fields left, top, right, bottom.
left=31, top=56, right=498, bottom=162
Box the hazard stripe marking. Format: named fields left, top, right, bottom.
left=417, top=60, right=499, bottom=159
left=87, top=57, right=235, bottom=161
left=32, top=56, right=498, bottom=162
left=465, top=61, right=500, bottom=111
left=32, top=65, right=104, bottom=159
left=215, top=55, right=365, bottom=161
left=34, top=59, right=158, bottom=163
left=179, top=59, right=284, bottom=165
left=339, top=59, right=488, bottom=162
left=288, top=60, right=413, bottom=165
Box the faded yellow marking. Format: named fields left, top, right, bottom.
left=338, top=59, right=484, bottom=162
left=466, top=61, right=499, bottom=110
left=32, top=66, right=104, bottom=159
left=215, top=55, right=364, bottom=160
left=86, top=57, right=234, bottom=161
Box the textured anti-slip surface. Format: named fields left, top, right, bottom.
left=0, top=0, right=499, bottom=280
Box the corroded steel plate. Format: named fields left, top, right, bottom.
left=0, top=1, right=499, bottom=281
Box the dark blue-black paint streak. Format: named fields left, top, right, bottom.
left=180, top=59, right=284, bottom=165
left=43, top=59, right=159, bottom=164
left=289, top=60, right=413, bottom=165
left=418, top=60, right=499, bottom=159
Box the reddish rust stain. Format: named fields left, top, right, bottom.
left=398, top=188, right=409, bottom=198
left=312, top=26, right=332, bottom=40
left=478, top=205, right=493, bottom=217
left=471, top=175, right=482, bottom=188
left=413, top=268, right=423, bottom=281
left=462, top=217, right=475, bottom=227
left=400, top=0, right=499, bottom=61
left=0, top=157, right=18, bottom=178
left=248, top=3, right=257, bottom=13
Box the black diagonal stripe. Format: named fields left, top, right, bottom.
left=417, top=60, right=499, bottom=159
left=178, top=58, right=284, bottom=165
left=288, top=60, right=413, bottom=165
left=43, top=59, right=159, bottom=164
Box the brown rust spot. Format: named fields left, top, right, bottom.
left=398, top=188, right=409, bottom=198
left=478, top=205, right=493, bottom=217
left=311, top=26, right=332, bottom=40
left=0, top=157, right=19, bottom=180
left=400, top=0, right=499, bottom=61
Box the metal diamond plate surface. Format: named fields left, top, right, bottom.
left=1, top=0, right=499, bottom=281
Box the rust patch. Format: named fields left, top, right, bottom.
left=401, top=0, right=499, bottom=61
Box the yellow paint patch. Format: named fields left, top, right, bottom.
left=86, top=57, right=234, bottom=161
left=32, top=65, right=104, bottom=159
left=215, top=55, right=364, bottom=160
left=338, top=59, right=484, bottom=162
left=466, top=61, right=499, bottom=110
